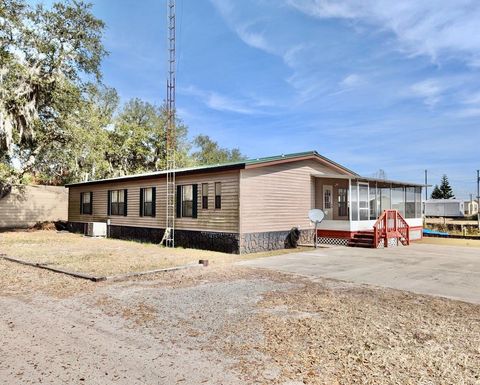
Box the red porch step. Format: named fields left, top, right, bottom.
left=347, top=231, right=375, bottom=248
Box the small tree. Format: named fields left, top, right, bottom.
left=430, top=185, right=442, bottom=199
left=431, top=175, right=455, bottom=199
left=191, top=135, right=246, bottom=165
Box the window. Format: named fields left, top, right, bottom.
left=109, top=189, right=126, bottom=216
left=202, top=183, right=209, bottom=209
left=338, top=188, right=348, bottom=217
left=182, top=185, right=193, bottom=217
left=215, top=182, right=221, bottom=209
left=176, top=184, right=198, bottom=219
left=80, top=192, right=92, bottom=215
left=324, top=188, right=332, bottom=209
left=140, top=187, right=156, bottom=217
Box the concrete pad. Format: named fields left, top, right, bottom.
left=238, top=244, right=480, bottom=304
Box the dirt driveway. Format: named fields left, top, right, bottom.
left=1, top=262, right=479, bottom=384
left=239, top=242, right=480, bottom=304
left=1, top=233, right=479, bottom=384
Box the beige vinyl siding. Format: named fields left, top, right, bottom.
left=0, top=185, right=68, bottom=228
left=175, top=172, right=239, bottom=232
left=239, top=160, right=350, bottom=233
left=68, top=170, right=240, bottom=233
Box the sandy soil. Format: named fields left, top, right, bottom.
left=1, top=261, right=479, bottom=385
left=425, top=217, right=479, bottom=226
left=418, top=237, right=480, bottom=248
left=0, top=230, right=308, bottom=276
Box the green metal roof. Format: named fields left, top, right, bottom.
left=65, top=150, right=358, bottom=187
left=245, top=150, right=316, bottom=164
left=64, top=161, right=245, bottom=187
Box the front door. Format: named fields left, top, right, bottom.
left=323, top=185, right=333, bottom=220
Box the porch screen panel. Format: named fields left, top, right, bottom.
left=405, top=187, right=416, bottom=218
left=359, top=184, right=369, bottom=220
left=415, top=187, right=422, bottom=218
left=351, top=182, right=358, bottom=221
left=369, top=186, right=378, bottom=220
left=380, top=187, right=391, bottom=213
left=391, top=187, right=405, bottom=216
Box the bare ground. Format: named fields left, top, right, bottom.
left=1, top=258, right=479, bottom=385
left=418, top=236, right=480, bottom=248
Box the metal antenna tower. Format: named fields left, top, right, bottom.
left=164, top=0, right=176, bottom=247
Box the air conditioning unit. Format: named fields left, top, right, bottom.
left=86, top=222, right=107, bottom=237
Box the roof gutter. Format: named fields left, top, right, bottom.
left=312, top=173, right=428, bottom=187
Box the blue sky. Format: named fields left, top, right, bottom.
left=31, top=0, right=480, bottom=198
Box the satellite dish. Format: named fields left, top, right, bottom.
left=308, top=209, right=325, bottom=224
left=309, top=209, right=325, bottom=249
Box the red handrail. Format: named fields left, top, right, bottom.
left=396, top=211, right=410, bottom=246
left=373, top=210, right=410, bottom=247
left=373, top=210, right=387, bottom=248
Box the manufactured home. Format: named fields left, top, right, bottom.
left=66, top=151, right=424, bottom=253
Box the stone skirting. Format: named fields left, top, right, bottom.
left=174, top=229, right=240, bottom=254
left=108, top=225, right=164, bottom=244
left=240, top=229, right=314, bottom=254
left=67, top=222, right=240, bottom=254
left=67, top=222, right=314, bottom=254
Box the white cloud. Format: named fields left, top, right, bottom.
left=180, top=85, right=259, bottom=114
left=209, top=0, right=275, bottom=53
left=454, top=108, right=480, bottom=118
left=462, top=92, right=480, bottom=105
left=287, top=0, right=480, bottom=66
left=234, top=24, right=274, bottom=53
left=340, top=74, right=365, bottom=88
left=410, top=79, right=444, bottom=107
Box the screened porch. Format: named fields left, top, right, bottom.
left=313, top=175, right=424, bottom=232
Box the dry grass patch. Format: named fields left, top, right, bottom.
left=0, top=230, right=308, bottom=276
left=0, top=259, right=97, bottom=298
left=226, top=276, right=480, bottom=385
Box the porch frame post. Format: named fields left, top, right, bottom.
left=348, top=178, right=352, bottom=222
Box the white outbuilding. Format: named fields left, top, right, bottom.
left=425, top=199, right=478, bottom=218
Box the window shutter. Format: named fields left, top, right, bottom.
left=192, top=184, right=198, bottom=219
left=152, top=187, right=157, bottom=217
left=123, top=189, right=128, bottom=216
left=176, top=185, right=182, bottom=218
left=90, top=192, right=93, bottom=215
left=107, top=190, right=111, bottom=216
left=139, top=188, right=144, bottom=217
left=80, top=192, right=84, bottom=214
